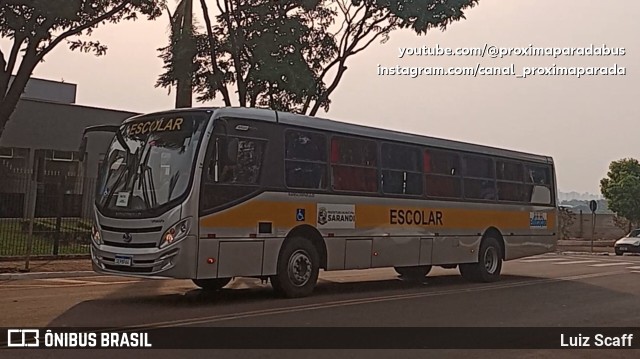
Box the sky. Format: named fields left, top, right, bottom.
left=8, top=0, right=640, bottom=194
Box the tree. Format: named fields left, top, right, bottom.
left=157, top=0, right=478, bottom=114
left=159, top=0, right=197, bottom=107
left=613, top=214, right=632, bottom=234
left=158, top=0, right=334, bottom=112
left=0, top=0, right=165, bottom=140
left=302, top=0, right=479, bottom=116
left=600, top=158, right=640, bottom=228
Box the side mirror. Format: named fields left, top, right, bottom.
left=78, top=136, right=87, bottom=162
left=226, top=137, right=238, bottom=165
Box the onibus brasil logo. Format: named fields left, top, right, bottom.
left=6, top=329, right=152, bottom=348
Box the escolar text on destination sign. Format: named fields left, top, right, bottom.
left=390, top=209, right=443, bottom=226
left=127, top=117, right=184, bottom=136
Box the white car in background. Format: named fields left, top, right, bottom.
left=614, top=229, right=640, bottom=255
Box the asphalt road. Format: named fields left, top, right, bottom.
left=1, top=252, right=640, bottom=358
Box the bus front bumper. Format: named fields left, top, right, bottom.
left=90, top=236, right=197, bottom=279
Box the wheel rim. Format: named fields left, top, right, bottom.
left=484, top=247, right=499, bottom=274
left=288, top=249, right=312, bottom=287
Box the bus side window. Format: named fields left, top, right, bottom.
left=496, top=160, right=526, bottom=202
left=462, top=155, right=496, bottom=200
left=284, top=130, right=327, bottom=189
left=330, top=136, right=377, bottom=192
left=381, top=143, right=421, bottom=195
left=208, top=136, right=266, bottom=185
left=425, top=149, right=461, bottom=198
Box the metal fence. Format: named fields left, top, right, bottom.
left=0, top=173, right=96, bottom=257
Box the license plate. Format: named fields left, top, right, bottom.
left=618, top=246, right=628, bottom=251
left=114, top=255, right=132, bottom=266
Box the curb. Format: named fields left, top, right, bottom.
left=0, top=270, right=96, bottom=281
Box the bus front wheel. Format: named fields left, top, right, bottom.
left=192, top=278, right=232, bottom=291
left=459, top=237, right=502, bottom=283
left=270, top=237, right=320, bottom=298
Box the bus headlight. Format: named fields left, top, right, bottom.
left=160, top=218, right=191, bottom=249
left=91, top=224, right=102, bottom=245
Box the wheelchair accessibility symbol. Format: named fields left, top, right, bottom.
left=296, top=209, right=305, bottom=221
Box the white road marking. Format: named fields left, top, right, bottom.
left=589, top=262, right=633, bottom=267
left=554, top=260, right=600, bottom=265
left=519, top=258, right=567, bottom=263
left=626, top=266, right=640, bottom=270
left=39, top=278, right=103, bottom=285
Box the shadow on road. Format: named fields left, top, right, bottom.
left=44, top=270, right=640, bottom=328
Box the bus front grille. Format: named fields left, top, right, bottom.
left=103, top=264, right=154, bottom=273
left=103, top=240, right=157, bottom=248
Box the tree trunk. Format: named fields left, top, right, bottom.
left=223, top=0, right=247, bottom=106
left=0, top=46, right=38, bottom=140
left=199, top=0, right=231, bottom=106
left=309, top=62, right=347, bottom=116
left=175, top=0, right=194, bottom=108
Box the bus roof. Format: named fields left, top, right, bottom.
left=125, top=106, right=553, bottom=164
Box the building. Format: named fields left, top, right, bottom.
left=0, top=77, right=139, bottom=218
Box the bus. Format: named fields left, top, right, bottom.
left=82, top=107, right=557, bottom=298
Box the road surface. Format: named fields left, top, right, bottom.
left=1, top=252, right=640, bottom=358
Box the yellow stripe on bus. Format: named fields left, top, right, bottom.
left=199, top=201, right=556, bottom=231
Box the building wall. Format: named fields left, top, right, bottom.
left=11, top=76, right=78, bottom=104
left=0, top=98, right=138, bottom=177
left=563, top=211, right=629, bottom=240
left=0, top=98, right=139, bottom=218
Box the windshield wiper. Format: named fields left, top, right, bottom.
left=102, top=151, right=133, bottom=207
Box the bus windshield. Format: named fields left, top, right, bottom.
left=96, top=112, right=209, bottom=215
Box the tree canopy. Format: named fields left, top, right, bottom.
left=157, top=0, right=479, bottom=114
left=0, top=0, right=166, bottom=139
left=600, top=158, right=640, bottom=228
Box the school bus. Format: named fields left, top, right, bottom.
left=84, top=107, right=557, bottom=298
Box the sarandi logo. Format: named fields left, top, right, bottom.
left=317, top=207, right=328, bottom=225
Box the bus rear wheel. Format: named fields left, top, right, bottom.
left=270, top=237, right=320, bottom=298
left=459, top=237, right=502, bottom=283
left=394, top=265, right=432, bottom=280
left=192, top=278, right=232, bottom=291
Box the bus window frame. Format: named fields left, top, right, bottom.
left=460, top=154, right=498, bottom=202
left=380, top=141, right=423, bottom=197
left=282, top=127, right=330, bottom=192
left=329, top=134, right=380, bottom=194
left=423, top=148, right=463, bottom=200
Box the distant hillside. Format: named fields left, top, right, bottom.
left=558, top=191, right=603, bottom=201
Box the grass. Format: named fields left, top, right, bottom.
left=0, top=218, right=91, bottom=256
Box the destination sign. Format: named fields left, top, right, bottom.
left=126, top=117, right=184, bottom=136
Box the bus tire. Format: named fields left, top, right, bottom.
left=394, top=265, right=432, bottom=280
left=270, top=236, right=320, bottom=298
left=459, top=237, right=502, bottom=283
left=192, top=278, right=232, bottom=291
